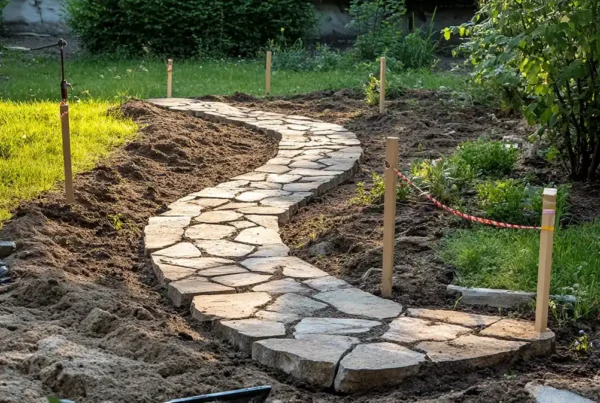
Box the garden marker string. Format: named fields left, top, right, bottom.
left=390, top=165, right=554, bottom=231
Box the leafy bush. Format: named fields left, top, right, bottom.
left=364, top=75, right=381, bottom=106
left=447, top=0, right=600, bottom=180
left=268, top=31, right=347, bottom=72
left=411, top=158, right=461, bottom=205
left=65, top=0, right=317, bottom=57
left=476, top=179, right=567, bottom=225
left=348, top=0, right=438, bottom=69
left=453, top=140, right=519, bottom=177
left=351, top=172, right=410, bottom=205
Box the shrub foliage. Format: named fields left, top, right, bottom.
left=448, top=0, right=600, bottom=180
left=65, top=0, right=317, bottom=57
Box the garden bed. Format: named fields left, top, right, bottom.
left=0, top=94, right=598, bottom=402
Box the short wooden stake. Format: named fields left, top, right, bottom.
left=167, top=59, right=173, bottom=98
left=535, top=188, right=557, bottom=333
left=380, top=56, right=386, bottom=114
left=382, top=136, right=399, bottom=298
left=60, top=103, right=74, bottom=204
left=266, top=51, right=272, bottom=96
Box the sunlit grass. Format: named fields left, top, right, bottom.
left=440, top=224, right=600, bottom=319
left=0, top=101, right=137, bottom=221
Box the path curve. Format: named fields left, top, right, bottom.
left=145, top=98, right=555, bottom=393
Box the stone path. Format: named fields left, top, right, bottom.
left=145, top=98, right=556, bottom=393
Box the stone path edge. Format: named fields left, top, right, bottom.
left=143, top=98, right=556, bottom=394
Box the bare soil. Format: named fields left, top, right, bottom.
left=1, top=94, right=598, bottom=403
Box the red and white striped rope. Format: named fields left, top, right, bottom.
left=393, top=168, right=548, bottom=231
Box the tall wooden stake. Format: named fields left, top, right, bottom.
left=60, top=103, right=74, bottom=204
left=380, top=56, right=386, bottom=114
left=535, top=188, right=557, bottom=333
left=382, top=136, right=399, bottom=298
left=266, top=51, right=272, bottom=96
left=167, top=59, right=173, bottom=98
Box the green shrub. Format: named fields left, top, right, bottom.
left=364, top=75, right=381, bottom=106
left=65, top=0, right=317, bottom=57
left=410, top=158, right=461, bottom=205
left=268, top=31, right=347, bottom=72
left=447, top=0, right=600, bottom=180
left=348, top=0, right=438, bottom=70
left=453, top=140, right=519, bottom=178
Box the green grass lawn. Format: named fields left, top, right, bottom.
left=1, top=50, right=470, bottom=102
left=441, top=224, right=600, bottom=320
left=0, top=101, right=137, bottom=221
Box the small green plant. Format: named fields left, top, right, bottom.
left=410, top=158, right=460, bottom=205
left=453, top=140, right=519, bottom=178
left=571, top=330, right=591, bottom=353
left=109, top=213, right=123, bottom=231
left=476, top=180, right=536, bottom=224
left=365, top=75, right=381, bottom=106
left=351, top=172, right=410, bottom=205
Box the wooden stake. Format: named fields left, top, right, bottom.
left=266, top=51, right=272, bottom=96
left=60, top=103, right=74, bottom=204
left=382, top=136, right=399, bottom=298
left=535, top=188, right=557, bottom=333
left=380, top=56, right=386, bottom=114
left=167, top=59, right=173, bottom=98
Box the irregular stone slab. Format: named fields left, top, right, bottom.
left=248, top=244, right=291, bottom=258
left=289, top=160, right=323, bottom=169
left=303, top=276, right=352, bottom=292
left=479, top=319, right=555, bottom=356
left=266, top=293, right=327, bottom=315
left=249, top=181, right=283, bottom=190
left=266, top=174, right=302, bottom=184
left=416, top=335, right=527, bottom=370
left=277, top=150, right=303, bottom=158
left=215, top=202, right=258, bottom=210
left=167, top=278, right=233, bottom=307
left=314, top=289, right=403, bottom=320
left=162, top=201, right=202, bottom=217
left=144, top=217, right=190, bottom=252
left=237, top=206, right=289, bottom=223
left=382, top=317, right=471, bottom=344
left=283, top=182, right=323, bottom=193
left=232, top=172, right=267, bottom=181
left=228, top=220, right=257, bottom=229
left=216, top=180, right=250, bottom=189
left=334, top=343, right=427, bottom=393
left=252, top=335, right=357, bottom=388
left=212, top=273, right=272, bottom=287
left=254, top=165, right=291, bottom=174
left=192, top=292, right=272, bottom=321
left=153, top=242, right=201, bottom=258
left=295, top=318, right=381, bottom=335
left=193, top=188, right=239, bottom=199
left=525, top=382, right=595, bottom=403
left=266, top=157, right=292, bottom=165
left=447, top=285, right=536, bottom=308
left=234, top=226, right=282, bottom=245
left=185, top=224, right=237, bottom=240
left=260, top=193, right=313, bottom=211
left=195, top=211, right=243, bottom=224
left=192, top=198, right=229, bottom=209
left=197, top=265, right=248, bottom=277
left=214, top=319, right=286, bottom=353
left=236, top=190, right=291, bottom=202
left=148, top=216, right=191, bottom=226
left=253, top=279, right=311, bottom=295
left=255, top=310, right=300, bottom=324
left=406, top=308, right=502, bottom=328
left=240, top=257, right=328, bottom=278
left=195, top=240, right=255, bottom=258
left=156, top=256, right=234, bottom=270
left=246, top=215, right=279, bottom=230
left=152, top=261, right=195, bottom=285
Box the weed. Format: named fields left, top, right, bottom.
left=351, top=172, right=410, bottom=205
left=410, top=158, right=460, bottom=205
left=571, top=330, right=591, bottom=353
left=365, top=75, right=380, bottom=106
left=109, top=213, right=124, bottom=231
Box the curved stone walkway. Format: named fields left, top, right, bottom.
left=145, top=98, right=555, bottom=393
